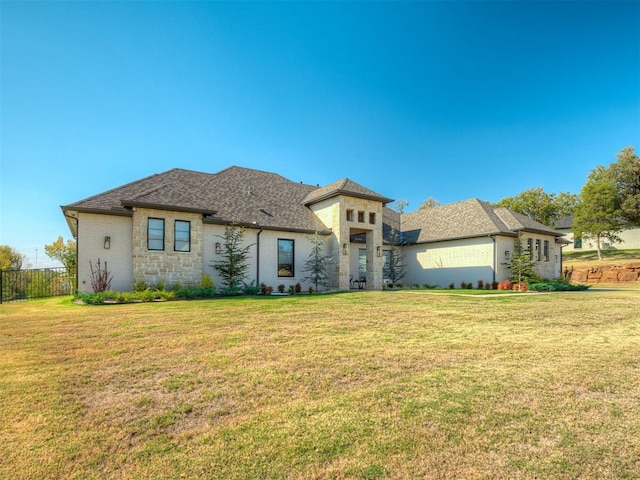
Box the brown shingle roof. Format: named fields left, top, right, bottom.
left=401, top=199, right=514, bottom=244
left=303, top=178, right=393, bottom=205
left=493, top=208, right=563, bottom=236
left=64, top=166, right=329, bottom=233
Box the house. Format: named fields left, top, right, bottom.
left=61, top=166, right=566, bottom=292
left=555, top=215, right=640, bottom=252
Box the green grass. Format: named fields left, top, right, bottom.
left=1, top=291, right=639, bottom=479
left=564, top=248, right=640, bottom=268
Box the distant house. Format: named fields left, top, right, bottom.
left=61, top=166, right=566, bottom=292
left=555, top=215, right=640, bottom=252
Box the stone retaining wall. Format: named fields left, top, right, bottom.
left=566, top=262, right=640, bottom=284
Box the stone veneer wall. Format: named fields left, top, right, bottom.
left=566, top=262, right=640, bottom=284
left=131, top=207, right=204, bottom=287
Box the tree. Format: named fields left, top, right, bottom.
left=572, top=167, right=622, bottom=260
left=419, top=197, right=440, bottom=210
left=392, top=199, right=409, bottom=213
left=610, top=146, right=640, bottom=226
left=301, top=231, right=333, bottom=292
left=493, top=187, right=577, bottom=227
left=0, top=245, right=25, bottom=270
left=44, top=236, right=77, bottom=271
left=383, top=228, right=406, bottom=286
left=212, top=224, right=253, bottom=293
left=505, top=236, right=537, bottom=285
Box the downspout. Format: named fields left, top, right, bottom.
left=489, top=235, right=496, bottom=285
left=256, top=227, right=263, bottom=286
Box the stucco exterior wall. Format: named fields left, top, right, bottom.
left=403, top=237, right=496, bottom=288
left=203, top=225, right=333, bottom=292
left=77, top=212, right=133, bottom=292
left=131, top=208, right=204, bottom=287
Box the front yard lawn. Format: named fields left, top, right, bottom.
left=1, top=290, right=639, bottom=479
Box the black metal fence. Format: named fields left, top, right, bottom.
left=0, top=267, right=75, bottom=303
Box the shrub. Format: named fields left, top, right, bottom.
left=485, top=283, right=491, bottom=290
left=466, top=282, right=473, bottom=290
left=242, top=280, right=261, bottom=295
left=278, top=284, right=285, bottom=293
left=154, top=279, right=166, bottom=292
left=512, top=282, right=527, bottom=292
left=460, top=281, right=467, bottom=289
left=492, top=281, right=499, bottom=290
left=295, top=283, right=302, bottom=294
left=260, top=283, right=268, bottom=295
left=497, top=280, right=512, bottom=290
left=288, top=285, right=295, bottom=295
left=477, top=280, right=484, bottom=289
left=449, top=283, right=455, bottom=289
left=308, top=286, right=314, bottom=294
left=265, top=286, right=273, bottom=295
left=199, top=273, right=215, bottom=290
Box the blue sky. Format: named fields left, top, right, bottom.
left=1, top=1, right=638, bottom=267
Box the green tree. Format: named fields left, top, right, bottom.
left=572, top=168, right=622, bottom=260
left=610, top=146, right=640, bottom=226
left=44, top=236, right=77, bottom=271
left=494, top=187, right=578, bottom=227
left=301, top=231, right=333, bottom=292
left=505, top=236, right=537, bottom=285
left=383, top=228, right=406, bottom=286
left=0, top=245, right=25, bottom=270
left=212, top=224, right=254, bottom=294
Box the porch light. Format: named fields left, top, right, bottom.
left=504, top=250, right=510, bottom=260
left=342, top=243, right=348, bottom=255
left=376, top=246, right=381, bottom=257
left=215, top=242, right=222, bottom=254
left=104, top=236, right=111, bottom=249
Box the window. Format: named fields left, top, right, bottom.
left=526, top=238, right=533, bottom=260
left=369, top=212, right=376, bottom=224
left=148, top=218, right=165, bottom=251
left=543, top=240, right=549, bottom=262
left=277, top=239, right=294, bottom=277
left=346, top=209, right=354, bottom=222
left=358, top=211, right=365, bottom=223
left=535, top=239, right=541, bottom=261
left=574, top=236, right=582, bottom=249
left=358, top=249, right=367, bottom=278
left=174, top=220, right=191, bottom=252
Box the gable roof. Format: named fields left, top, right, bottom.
left=63, top=166, right=328, bottom=233
left=400, top=199, right=563, bottom=244
left=401, top=199, right=513, bottom=244
left=302, top=178, right=393, bottom=206
left=493, top=208, right=562, bottom=236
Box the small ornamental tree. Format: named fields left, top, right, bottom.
left=212, top=224, right=254, bottom=293
left=301, top=231, right=332, bottom=292
left=505, top=237, right=536, bottom=285
left=383, top=228, right=406, bottom=286
left=89, top=259, right=113, bottom=292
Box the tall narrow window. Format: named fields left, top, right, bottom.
left=574, top=236, right=582, bottom=249
left=358, top=211, right=365, bottom=223
left=543, top=240, right=549, bottom=262
left=535, top=239, right=541, bottom=261
left=527, top=238, right=533, bottom=260
left=174, top=220, right=191, bottom=252
left=369, top=212, right=376, bottom=224
left=278, top=239, right=294, bottom=277
left=148, top=218, right=165, bottom=251
left=358, top=248, right=367, bottom=279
